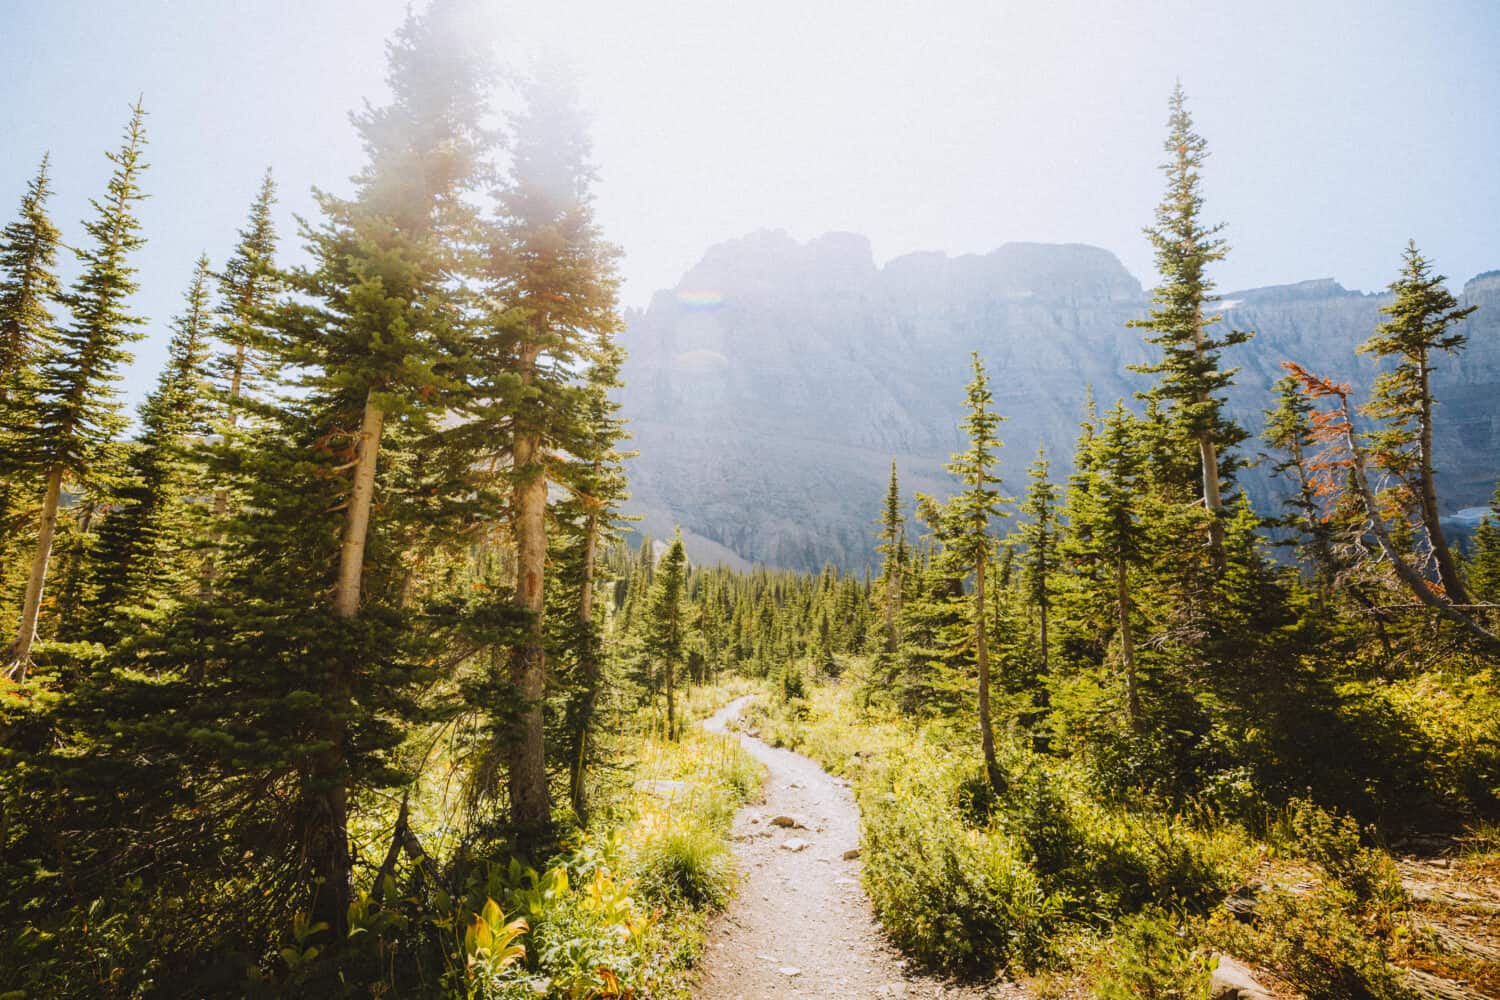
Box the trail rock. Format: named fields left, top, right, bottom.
left=1209, top=955, right=1272, bottom=1000
left=843, top=848, right=861, bottom=860
left=782, top=838, right=810, bottom=852
left=770, top=814, right=807, bottom=829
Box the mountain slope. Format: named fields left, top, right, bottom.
left=619, top=231, right=1500, bottom=571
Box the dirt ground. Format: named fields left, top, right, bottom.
left=694, top=696, right=1020, bottom=999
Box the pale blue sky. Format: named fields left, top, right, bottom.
left=3, top=0, right=1498, bottom=407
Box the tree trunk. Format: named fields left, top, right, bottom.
left=568, top=506, right=600, bottom=821
left=509, top=419, right=551, bottom=831
left=975, top=556, right=1000, bottom=790
left=333, top=396, right=383, bottom=618
left=1418, top=357, right=1469, bottom=604
left=311, top=393, right=382, bottom=937
left=6, top=465, right=64, bottom=680
left=1194, top=308, right=1227, bottom=572
left=1038, top=593, right=1050, bottom=677
left=1117, top=555, right=1140, bottom=726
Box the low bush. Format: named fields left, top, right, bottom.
left=632, top=817, right=734, bottom=908
left=1091, top=906, right=1212, bottom=1000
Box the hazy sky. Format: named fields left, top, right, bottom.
left=4, top=1, right=1498, bottom=406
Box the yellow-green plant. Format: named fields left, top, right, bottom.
left=462, top=899, right=528, bottom=996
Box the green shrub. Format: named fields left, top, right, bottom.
left=859, top=750, right=1063, bottom=972
left=1249, top=886, right=1413, bottom=1000
left=632, top=818, right=733, bottom=909
left=1279, top=798, right=1404, bottom=909
left=1092, top=906, right=1212, bottom=1000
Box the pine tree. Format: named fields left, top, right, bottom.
left=1283, top=363, right=1500, bottom=652
left=1263, top=373, right=1338, bottom=588
left=648, top=530, right=688, bottom=740
left=1017, top=443, right=1057, bottom=679
left=554, top=338, right=633, bottom=818
left=479, top=64, right=622, bottom=831
left=268, top=0, right=490, bottom=927
left=5, top=103, right=148, bottom=677
left=875, top=459, right=906, bottom=654
left=1128, top=83, right=1249, bottom=572
left=201, top=170, right=279, bottom=594
left=86, top=256, right=215, bottom=636
left=1469, top=483, right=1500, bottom=605
left=0, top=154, right=64, bottom=548
left=1068, top=401, right=1149, bottom=725
left=0, top=154, right=63, bottom=409
left=1357, top=242, right=1477, bottom=605
left=918, top=353, right=1009, bottom=788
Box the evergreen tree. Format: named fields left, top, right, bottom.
left=5, top=103, right=148, bottom=677
left=1128, top=83, right=1249, bottom=571
left=1357, top=242, right=1478, bottom=604
left=1017, top=444, right=1057, bottom=679
left=918, top=353, right=1009, bottom=788
left=647, top=530, right=688, bottom=740
left=875, top=459, right=906, bottom=654
left=1469, top=483, right=1500, bottom=605
left=0, top=154, right=64, bottom=548
left=86, top=256, right=215, bottom=635
left=553, top=338, right=633, bottom=819
left=0, top=154, right=63, bottom=410
left=201, top=169, right=279, bottom=594
left=1068, top=401, right=1149, bottom=725
left=478, top=63, right=622, bottom=831
left=1263, top=373, right=1338, bottom=589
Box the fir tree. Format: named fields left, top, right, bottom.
left=201, top=169, right=279, bottom=594
left=647, top=530, right=688, bottom=740
left=86, top=256, right=215, bottom=637
left=1128, top=83, right=1250, bottom=571
left=261, top=0, right=490, bottom=928
left=875, top=459, right=906, bottom=654
left=553, top=338, right=633, bottom=819
left=478, top=63, right=622, bottom=831
left=1069, top=401, right=1148, bottom=725
left=1469, top=483, right=1500, bottom=605
left=1017, top=443, right=1057, bottom=679
left=1357, top=242, right=1477, bottom=604
left=0, top=154, right=64, bottom=546
left=918, top=353, right=1009, bottom=788
left=1263, top=373, right=1338, bottom=589
left=0, top=154, right=63, bottom=410
left=5, top=103, right=148, bottom=677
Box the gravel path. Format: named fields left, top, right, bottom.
left=695, top=696, right=1018, bottom=999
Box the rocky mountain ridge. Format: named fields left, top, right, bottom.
left=618, top=230, right=1500, bottom=571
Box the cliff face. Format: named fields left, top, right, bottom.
left=619, top=231, right=1500, bottom=571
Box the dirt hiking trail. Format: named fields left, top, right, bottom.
left=695, top=696, right=1017, bottom=999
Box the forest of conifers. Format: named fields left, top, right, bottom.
left=2, top=3, right=1498, bottom=999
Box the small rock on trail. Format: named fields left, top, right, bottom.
left=696, top=696, right=1013, bottom=999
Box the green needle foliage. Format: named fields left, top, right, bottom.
left=1128, top=83, right=1250, bottom=572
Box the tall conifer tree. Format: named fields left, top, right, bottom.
left=201, top=170, right=279, bottom=593
left=1017, top=444, right=1057, bottom=678
left=86, top=256, right=215, bottom=634
left=481, top=64, right=622, bottom=831
left=1128, top=84, right=1249, bottom=571
left=0, top=155, right=63, bottom=408
left=648, top=530, right=688, bottom=741
left=876, top=459, right=906, bottom=654
left=1357, top=242, right=1477, bottom=605
left=6, top=103, right=148, bottom=676
left=918, top=353, right=1009, bottom=788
